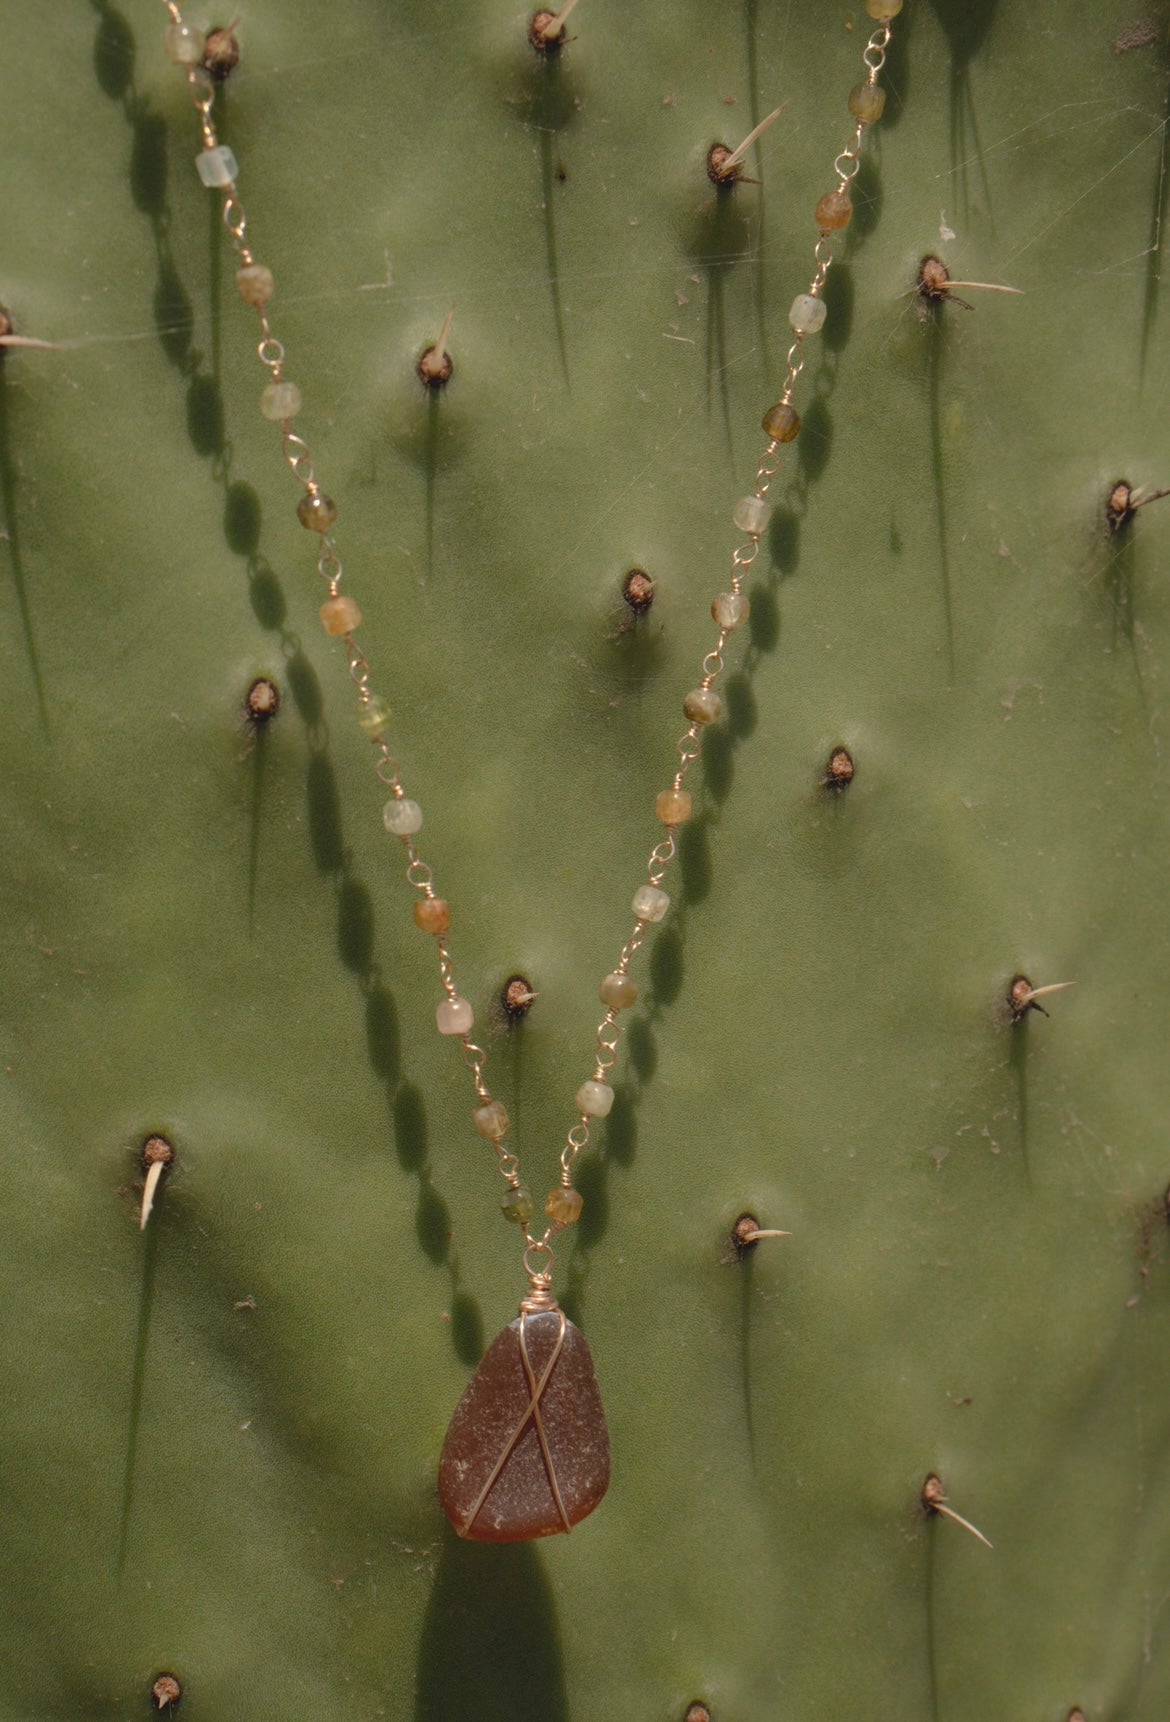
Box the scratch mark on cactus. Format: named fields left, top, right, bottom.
left=925, top=317, right=957, bottom=686
left=1139, top=45, right=1170, bottom=380
left=117, top=1217, right=160, bottom=1577
left=0, top=368, right=48, bottom=733
left=1004, top=114, right=1169, bottom=265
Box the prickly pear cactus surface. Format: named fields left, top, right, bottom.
left=3, top=0, right=1170, bottom=1717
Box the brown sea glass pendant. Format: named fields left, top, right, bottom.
left=438, top=1303, right=610, bottom=1542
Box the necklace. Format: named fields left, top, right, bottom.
left=159, top=0, right=902, bottom=1543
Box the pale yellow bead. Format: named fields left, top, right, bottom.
left=866, top=0, right=903, bottom=17
left=546, top=1185, right=584, bottom=1226
left=656, top=788, right=693, bottom=826
left=237, top=264, right=276, bottom=308
left=320, top=595, right=362, bottom=636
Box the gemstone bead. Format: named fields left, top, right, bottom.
left=297, top=491, right=338, bottom=532
left=789, top=293, right=827, bottom=335
left=414, top=897, right=451, bottom=934
left=849, top=82, right=887, bottom=124
left=195, top=145, right=239, bottom=188
left=733, top=494, right=771, bottom=537
left=684, top=687, right=722, bottom=725
left=236, top=264, right=276, bottom=308
left=383, top=797, right=422, bottom=836
left=656, top=788, right=693, bottom=827
left=816, top=190, right=853, bottom=231
left=438, top=1310, right=611, bottom=1541
left=599, top=971, right=638, bottom=1010
left=163, top=22, right=205, bottom=63
left=260, top=381, right=302, bottom=421
left=866, top=0, right=903, bottom=16
left=632, top=884, right=670, bottom=923
left=473, top=1100, right=510, bottom=1140
left=712, top=591, right=750, bottom=630
left=762, top=401, right=801, bottom=442
left=320, top=594, right=362, bottom=636
left=436, top=995, right=473, bottom=1035
left=547, top=1185, right=585, bottom=1226
left=576, top=1079, right=615, bottom=1118
left=357, top=698, right=392, bottom=737
left=500, top=1186, right=534, bottom=1224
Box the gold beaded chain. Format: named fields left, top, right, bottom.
left=160, top=0, right=900, bottom=1302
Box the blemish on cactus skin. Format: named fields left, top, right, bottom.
left=501, top=974, right=538, bottom=1022
left=202, top=23, right=241, bottom=82
left=823, top=746, right=855, bottom=790
left=246, top=676, right=280, bottom=723
left=1067, top=1711, right=1086, bottom=1722
left=622, top=569, right=655, bottom=615
left=685, top=1705, right=712, bottom=1722
left=151, top=1673, right=183, bottom=1711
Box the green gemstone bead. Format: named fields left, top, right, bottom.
left=848, top=82, right=887, bottom=124
left=297, top=491, right=338, bottom=532
left=500, top=1186, right=534, bottom=1225
left=357, top=698, right=392, bottom=737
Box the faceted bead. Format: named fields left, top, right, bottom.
left=383, top=797, right=422, bottom=836
left=236, top=263, right=276, bottom=308
left=297, top=491, right=338, bottom=532
left=733, top=494, right=771, bottom=537
left=789, top=293, right=827, bottom=335
left=436, top=996, right=473, bottom=1036
left=866, top=0, right=903, bottom=16
left=320, top=594, right=362, bottom=636
left=684, top=687, right=722, bottom=726
left=656, top=788, right=693, bottom=827
left=357, top=698, right=392, bottom=737
left=547, top=1185, right=585, bottom=1226
left=500, top=1185, right=534, bottom=1224
left=473, top=1099, right=510, bottom=1139
left=762, top=401, right=801, bottom=442
left=576, top=1079, right=615, bottom=1118
left=816, top=190, right=854, bottom=231
left=414, top=897, right=451, bottom=934
left=163, top=22, right=205, bottom=63
left=712, top=591, right=750, bottom=630
left=196, top=145, right=239, bottom=188
left=438, top=1309, right=611, bottom=1541
left=632, top=884, right=670, bottom=923
left=260, top=381, right=302, bottom=421
left=849, top=82, right=887, bottom=124
left=599, top=971, right=638, bottom=1010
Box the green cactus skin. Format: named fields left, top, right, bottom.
left=3, top=0, right=1170, bottom=1716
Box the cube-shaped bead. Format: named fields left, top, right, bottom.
left=576, top=1080, right=615, bottom=1118
left=436, top=996, right=473, bottom=1036
left=383, top=797, right=422, bottom=836
left=320, top=595, right=362, bottom=636
left=473, top=1100, right=510, bottom=1140
left=547, top=1186, right=584, bottom=1226
left=733, top=495, right=770, bottom=537
left=632, top=885, right=670, bottom=923
left=196, top=145, right=239, bottom=188
left=789, top=293, right=827, bottom=335
left=260, top=381, right=302, bottom=422
left=712, top=591, right=750, bottom=630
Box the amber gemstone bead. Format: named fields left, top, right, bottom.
left=848, top=81, right=887, bottom=124
left=656, top=788, right=693, bottom=827
left=762, top=401, right=801, bottom=443
left=439, top=1310, right=611, bottom=1541
left=414, top=897, right=451, bottom=934
left=320, top=595, right=362, bottom=636
left=297, top=491, right=338, bottom=532
left=815, top=190, right=853, bottom=231
left=547, top=1185, right=585, bottom=1226
left=866, top=0, right=903, bottom=16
